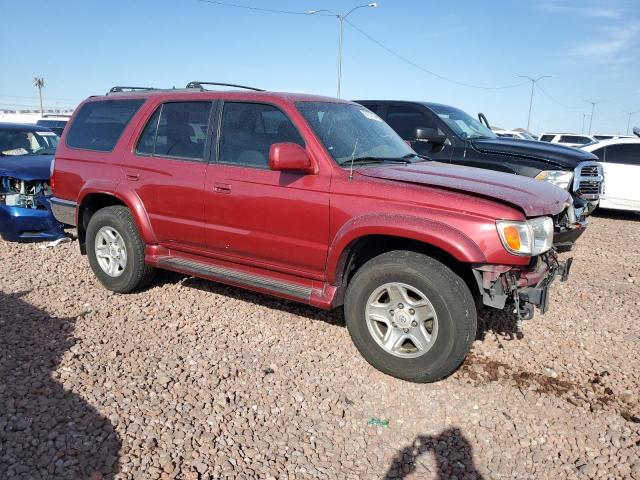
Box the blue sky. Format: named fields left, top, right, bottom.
left=1, top=0, right=639, bottom=134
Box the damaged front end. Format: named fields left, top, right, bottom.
left=0, top=176, right=66, bottom=242
left=473, top=250, right=572, bottom=325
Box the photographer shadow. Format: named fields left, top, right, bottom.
left=0, top=291, right=121, bottom=478
left=383, top=428, right=484, bottom=479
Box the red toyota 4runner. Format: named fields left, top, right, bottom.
left=51, top=83, right=572, bottom=382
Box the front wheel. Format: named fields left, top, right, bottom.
left=344, top=251, right=477, bottom=383
left=86, top=206, right=155, bottom=293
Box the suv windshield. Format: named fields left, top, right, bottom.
left=296, top=102, right=414, bottom=165
left=428, top=104, right=497, bottom=140
left=0, top=128, right=59, bottom=156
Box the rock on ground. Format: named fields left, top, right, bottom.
left=1, top=212, right=639, bottom=479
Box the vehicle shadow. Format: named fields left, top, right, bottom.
left=0, top=291, right=121, bottom=478
left=592, top=209, right=639, bottom=221
left=152, top=271, right=523, bottom=337
left=475, top=307, right=521, bottom=341
left=382, top=427, right=485, bottom=479
left=153, top=270, right=345, bottom=327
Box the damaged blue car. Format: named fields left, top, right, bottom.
left=0, top=123, right=67, bottom=242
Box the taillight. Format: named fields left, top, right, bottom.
left=50, top=157, right=56, bottom=190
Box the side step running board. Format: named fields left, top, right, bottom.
left=157, top=256, right=312, bottom=301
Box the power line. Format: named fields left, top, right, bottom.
left=196, top=0, right=310, bottom=15
left=345, top=20, right=528, bottom=90
left=194, top=0, right=529, bottom=91
left=535, top=85, right=583, bottom=109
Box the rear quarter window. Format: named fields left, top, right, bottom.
left=66, top=99, right=145, bottom=152
left=539, top=135, right=554, bottom=142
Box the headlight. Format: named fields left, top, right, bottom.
left=496, top=217, right=554, bottom=256
left=534, top=170, right=573, bottom=190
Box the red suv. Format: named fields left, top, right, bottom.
left=51, top=83, right=572, bottom=382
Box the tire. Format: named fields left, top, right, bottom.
left=344, top=250, right=477, bottom=383
left=86, top=206, right=156, bottom=293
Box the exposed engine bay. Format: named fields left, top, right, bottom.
left=0, top=177, right=52, bottom=209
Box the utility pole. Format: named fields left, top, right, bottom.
left=33, top=77, right=45, bottom=115
left=584, top=100, right=605, bottom=135
left=309, top=3, right=378, bottom=98
left=516, top=75, right=552, bottom=132
left=623, top=110, right=639, bottom=135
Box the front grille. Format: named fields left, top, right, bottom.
left=580, top=165, right=599, bottom=177
left=573, top=161, right=603, bottom=200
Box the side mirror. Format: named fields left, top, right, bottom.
left=269, top=143, right=314, bottom=173
left=415, top=127, right=446, bottom=145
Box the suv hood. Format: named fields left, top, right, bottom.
left=471, top=137, right=598, bottom=169
left=0, top=154, right=53, bottom=182
left=358, top=162, right=571, bottom=217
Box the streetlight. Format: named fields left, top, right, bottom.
left=583, top=100, right=605, bottom=135
left=516, top=75, right=552, bottom=132
left=623, top=110, right=639, bottom=135
left=308, top=3, right=378, bottom=98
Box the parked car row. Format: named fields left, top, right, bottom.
left=1, top=83, right=635, bottom=382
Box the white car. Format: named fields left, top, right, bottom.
left=582, top=138, right=640, bottom=212
left=539, top=133, right=597, bottom=147
left=593, top=134, right=635, bottom=141
left=493, top=129, right=538, bottom=140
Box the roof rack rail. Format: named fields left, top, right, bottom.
left=108, top=86, right=156, bottom=94
left=185, top=81, right=264, bottom=92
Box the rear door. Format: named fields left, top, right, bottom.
left=203, top=101, right=330, bottom=279
left=600, top=143, right=640, bottom=210
left=121, top=100, right=214, bottom=251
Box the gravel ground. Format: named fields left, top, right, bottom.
left=1, top=212, right=639, bottom=479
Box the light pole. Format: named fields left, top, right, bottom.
left=623, top=110, right=639, bottom=135
left=308, top=3, right=377, bottom=98
left=584, top=100, right=605, bottom=135
left=516, top=75, right=552, bottom=132
left=581, top=113, right=586, bottom=134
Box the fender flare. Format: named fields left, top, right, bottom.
left=326, top=213, right=487, bottom=285
left=78, top=183, right=158, bottom=245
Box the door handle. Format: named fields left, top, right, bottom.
left=213, top=183, right=231, bottom=194
left=125, top=172, right=140, bottom=181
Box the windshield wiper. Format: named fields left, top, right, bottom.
left=339, top=156, right=412, bottom=166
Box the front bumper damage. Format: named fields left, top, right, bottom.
left=0, top=196, right=66, bottom=242
left=472, top=250, right=572, bottom=323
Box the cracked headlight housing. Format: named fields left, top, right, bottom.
left=496, top=217, right=554, bottom=256
left=535, top=170, right=574, bottom=190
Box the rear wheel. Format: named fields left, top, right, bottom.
left=344, top=250, right=476, bottom=383
left=86, top=206, right=155, bottom=293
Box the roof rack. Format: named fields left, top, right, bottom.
left=108, top=86, right=157, bottom=94
left=185, top=81, right=264, bottom=92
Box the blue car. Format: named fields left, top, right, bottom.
left=0, top=123, right=67, bottom=242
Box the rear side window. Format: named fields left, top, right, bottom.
left=218, top=102, right=304, bottom=169
left=66, top=99, right=144, bottom=151
left=539, top=135, right=554, bottom=142
left=605, top=144, right=640, bottom=165
left=559, top=135, right=590, bottom=144
left=136, top=102, right=212, bottom=160
left=590, top=146, right=606, bottom=161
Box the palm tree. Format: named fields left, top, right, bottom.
left=33, top=77, right=45, bottom=115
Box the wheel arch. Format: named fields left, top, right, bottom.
left=77, top=188, right=156, bottom=254
left=327, top=217, right=486, bottom=306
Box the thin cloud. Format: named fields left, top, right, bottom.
left=572, top=23, right=640, bottom=58
left=537, top=1, right=621, bottom=18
